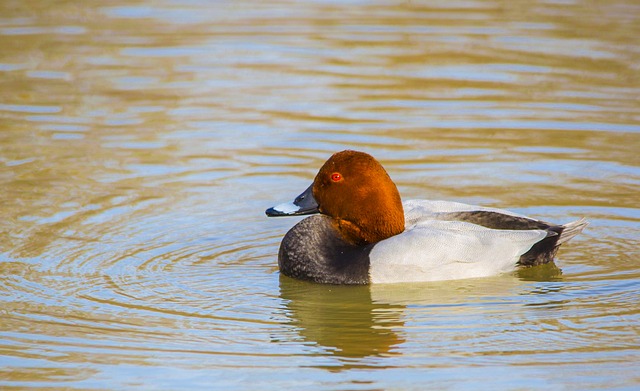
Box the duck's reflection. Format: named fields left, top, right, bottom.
left=278, top=275, right=405, bottom=361
left=277, top=266, right=564, bottom=367
left=516, top=262, right=563, bottom=282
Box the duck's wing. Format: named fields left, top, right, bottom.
left=369, top=200, right=569, bottom=283
left=369, top=218, right=549, bottom=283
left=403, top=199, right=535, bottom=226
left=403, top=200, right=588, bottom=266
left=404, top=199, right=560, bottom=238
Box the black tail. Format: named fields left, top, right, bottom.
left=518, top=218, right=588, bottom=266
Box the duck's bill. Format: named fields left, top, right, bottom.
left=265, top=184, right=319, bottom=217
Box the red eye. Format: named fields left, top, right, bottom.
left=331, top=172, right=342, bottom=182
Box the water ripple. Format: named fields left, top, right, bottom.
left=1, top=0, right=639, bottom=389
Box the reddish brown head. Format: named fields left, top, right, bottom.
left=311, top=150, right=405, bottom=245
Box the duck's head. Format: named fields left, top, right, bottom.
left=266, top=150, right=405, bottom=244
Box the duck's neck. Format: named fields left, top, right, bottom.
left=334, top=202, right=405, bottom=245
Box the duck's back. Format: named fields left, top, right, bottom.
left=369, top=200, right=584, bottom=283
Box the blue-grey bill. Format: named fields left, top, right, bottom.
left=265, top=184, right=319, bottom=217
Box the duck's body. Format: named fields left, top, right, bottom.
left=267, top=150, right=588, bottom=285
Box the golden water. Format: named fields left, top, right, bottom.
left=1, top=0, right=639, bottom=389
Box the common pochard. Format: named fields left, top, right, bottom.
left=266, top=150, right=588, bottom=284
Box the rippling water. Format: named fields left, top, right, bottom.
left=1, top=0, right=639, bottom=389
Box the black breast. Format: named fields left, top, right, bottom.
left=277, top=215, right=373, bottom=284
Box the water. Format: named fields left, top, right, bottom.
left=1, top=0, right=639, bottom=389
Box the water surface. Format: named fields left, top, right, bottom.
left=1, top=0, right=639, bottom=389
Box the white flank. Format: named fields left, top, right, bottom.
left=369, top=200, right=549, bottom=283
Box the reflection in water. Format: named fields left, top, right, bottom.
left=277, top=270, right=572, bottom=369
left=278, top=275, right=404, bottom=365
left=515, top=262, right=563, bottom=282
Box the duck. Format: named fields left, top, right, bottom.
left=266, top=150, right=588, bottom=285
